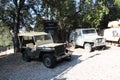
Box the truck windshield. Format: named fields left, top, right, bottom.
left=82, top=29, right=96, bottom=34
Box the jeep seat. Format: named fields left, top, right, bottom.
left=26, top=43, right=36, bottom=51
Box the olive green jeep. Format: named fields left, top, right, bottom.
left=18, top=32, right=72, bottom=68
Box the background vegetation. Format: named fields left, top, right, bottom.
left=0, top=0, right=120, bottom=51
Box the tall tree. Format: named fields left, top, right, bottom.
left=0, top=0, right=42, bottom=52
left=38, top=0, right=76, bottom=42
left=108, top=0, right=120, bottom=21
left=78, top=0, right=109, bottom=28
left=13, top=0, right=25, bottom=52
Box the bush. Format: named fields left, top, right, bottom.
left=0, top=27, right=13, bottom=51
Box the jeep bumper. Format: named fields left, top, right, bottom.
left=93, top=42, right=106, bottom=47
left=56, top=51, right=73, bottom=61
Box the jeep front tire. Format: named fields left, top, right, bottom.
left=84, top=43, right=92, bottom=52
left=64, top=55, right=72, bottom=61
left=43, top=54, right=56, bottom=68
left=71, top=41, right=76, bottom=49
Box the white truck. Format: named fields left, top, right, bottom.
left=104, top=28, right=120, bottom=44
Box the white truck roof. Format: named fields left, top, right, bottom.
left=108, top=21, right=120, bottom=28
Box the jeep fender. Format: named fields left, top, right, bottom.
left=39, top=51, right=55, bottom=60
left=83, top=42, right=94, bottom=47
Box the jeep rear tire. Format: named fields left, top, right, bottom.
left=71, top=42, right=76, bottom=49
left=22, top=52, right=31, bottom=62
left=43, top=54, right=56, bottom=68
left=84, top=43, right=92, bottom=52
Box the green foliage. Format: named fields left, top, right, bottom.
left=34, top=16, right=44, bottom=32
left=109, top=0, right=120, bottom=21
left=80, top=0, right=109, bottom=28
left=0, top=22, right=13, bottom=47
left=114, top=0, right=120, bottom=7
left=35, top=0, right=77, bottom=42
left=0, top=0, right=119, bottom=43
left=25, top=26, right=33, bottom=32
left=41, top=0, right=76, bottom=29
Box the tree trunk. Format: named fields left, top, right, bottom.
left=13, top=0, right=25, bottom=53
left=14, top=10, right=20, bottom=53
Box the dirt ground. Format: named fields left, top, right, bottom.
left=0, top=44, right=120, bottom=80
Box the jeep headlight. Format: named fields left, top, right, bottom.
left=95, top=39, right=99, bottom=43
left=102, top=38, right=106, bottom=43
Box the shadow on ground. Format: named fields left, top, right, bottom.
left=95, top=46, right=111, bottom=51
left=0, top=52, right=82, bottom=80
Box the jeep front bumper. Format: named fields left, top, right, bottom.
left=56, top=51, right=73, bottom=61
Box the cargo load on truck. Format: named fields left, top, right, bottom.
left=104, top=20, right=120, bottom=44
left=104, top=28, right=120, bottom=42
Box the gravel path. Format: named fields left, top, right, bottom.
left=53, top=45, right=120, bottom=80
left=0, top=45, right=120, bottom=80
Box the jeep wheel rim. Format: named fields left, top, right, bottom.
left=84, top=43, right=91, bottom=52
left=71, top=42, right=75, bottom=49
left=44, top=57, right=51, bottom=67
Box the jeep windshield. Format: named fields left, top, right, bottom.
left=82, top=29, right=96, bottom=34
left=34, top=34, right=53, bottom=45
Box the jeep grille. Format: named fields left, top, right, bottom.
left=96, top=38, right=105, bottom=43
left=55, top=45, right=65, bottom=56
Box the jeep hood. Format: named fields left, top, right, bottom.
left=37, top=43, right=65, bottom=48
left=83, top=34, right=103, bottom=41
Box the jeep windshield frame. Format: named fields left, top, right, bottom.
left=34, top=34, right=52, bottom=41
left=18, top=32, right=53, bottom=48
left=34, top=34, right=53, bottom=45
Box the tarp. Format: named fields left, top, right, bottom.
left=18, top=32, right=47, bottom=36
left=108, top=20, right=120, bottom=28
